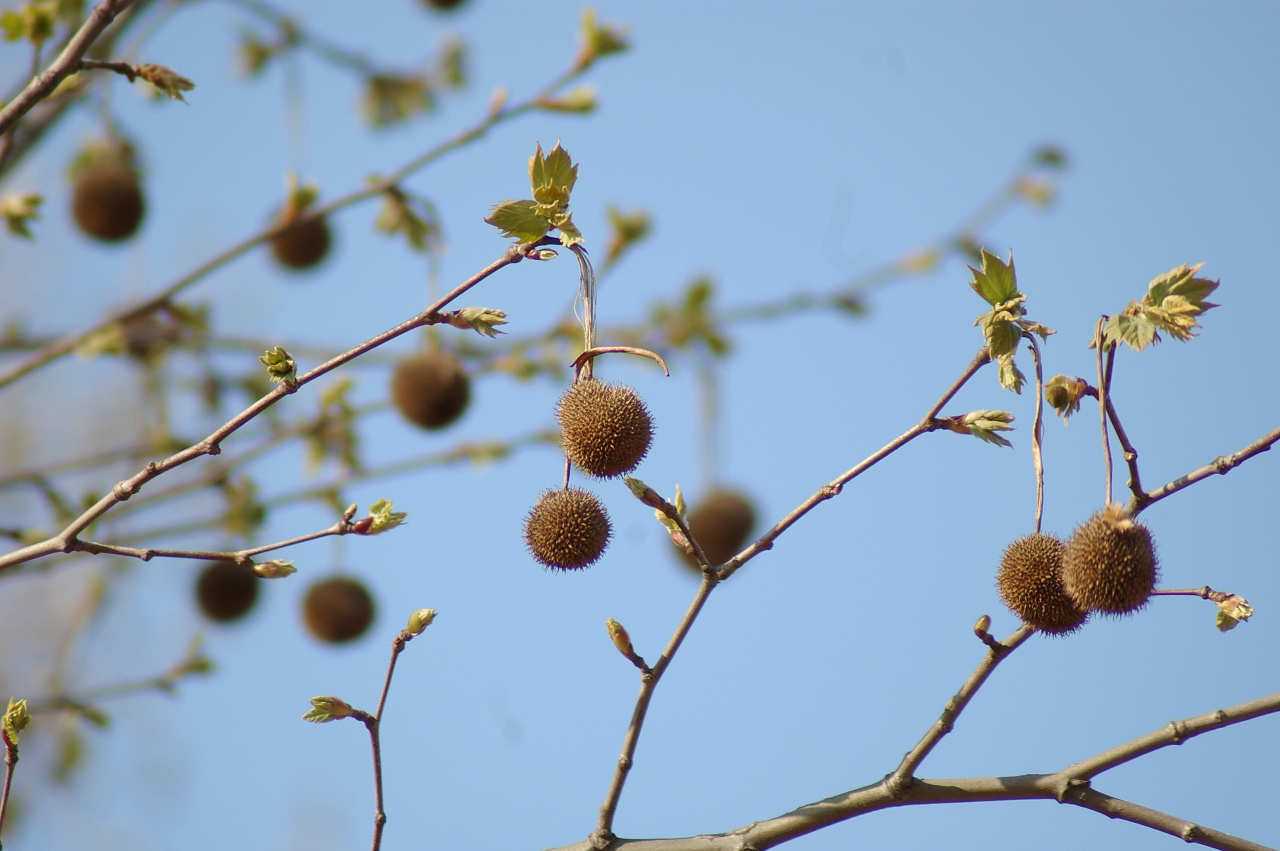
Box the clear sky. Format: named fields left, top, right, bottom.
left=1, top=2, right=1277, bottom=850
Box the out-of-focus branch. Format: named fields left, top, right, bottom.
left=0, top=0, right=137, bottom=139
left=0, top=241, right=554, bottom=574
left=718, top=346, right=991, bottom=580
left=0, top=42, right=602, bottom=390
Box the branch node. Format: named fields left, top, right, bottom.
left=1057, top=777, right=1090, bottom=804
left=1180, top=823, right=1200, bottom=842
left=588, top=828, right=615, bottom=851
left=819, top=482, right=842, bottom=499
left=112, top=480, right=135, bottom=501
left=1168, top=719, right=1188, bottom=744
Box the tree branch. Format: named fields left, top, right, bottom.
left=1134, top=424, right=1280, bottom=516
left=718, top=346, right=990, bottom=580
left=0, top=243, right=552, bottom=573
left=0, top=0, right=136, bottom=138
left=547, top=690, right=1280, bottom=851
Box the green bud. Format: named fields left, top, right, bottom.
left=407, top=608, right=437, bottom=636
left=302, top=696, right=355, bottom=723
left=366, top=498, right=407, bottom=534
left=258, top=346, right=297, bottom=386
left=252, top=559, right=296, bottom=579
left=3, top=697, right=31, bottom=745
left=606, top=618, right=634, bottom=658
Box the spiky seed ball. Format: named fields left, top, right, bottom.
left=524, top=487, right=611, bottom=570
left=195, top=560, right=260, bottom=623
left=390, top=352, right=471, bottom=429
left=303, top=576, right=376, bottom=643
left=677, top=489, right=756, bottom=570
left=1061, top=504, right=1158, bottom=616
left=996, top=533, right=1088, bottom=635
left=557, top=379, right=653, bottom=478
left=72, top=163, right=145, bottom=242
left=271, top=212, right=332, bottom=270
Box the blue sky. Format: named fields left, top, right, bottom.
left=1, top=2, right=1277, bottom=849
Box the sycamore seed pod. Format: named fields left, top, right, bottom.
left=676, top=489, right=756, bottom=569
left=1061, top=504, right=1159, bottom=616
left=524, top=487, right=611, bottom=570
left=996, top=533, right=1088, bottom=635
left=195, top=560, right=261, bottom=623
left=391, top=351, right=471, bottom=430
left=271, top=211, right=332, bottom=271
left=303, top=576, right=376, bottom=643
left=557, top=379, right=653, bottom=478
left=71, top=149, right=145, bottom=242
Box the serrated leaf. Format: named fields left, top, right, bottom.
left=1104, top=312, right=1157, bottom=352
left=967, top=249, right=1019, bottom=307
left=484, top=199, right=549, bottom=243
left=556, top=216, right=583, bottom=247
left=996, top=353, right=1025, bottom=394
left=528, top=143, right=547, bottom=195
left=981, top=313, right=1023, bottom=359
left=540, top=141, right=578, bottom=196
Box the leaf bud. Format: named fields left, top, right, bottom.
left=407, top=608, right=437, bottom=636
left=302, top=696, right=355, bottom=723
left=252, top=559, right=297, bottom=579
left=606, top=618, right=634, bottom=658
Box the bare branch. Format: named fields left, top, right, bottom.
left=888, top=625, right=1033, bottom=791
left=1135, top=424, right=1280, bottom=515
left=718, top=346, right=990, bottom=580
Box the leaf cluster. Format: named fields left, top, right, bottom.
left=968, top=248, right=1053, bottom=392
left=1100, top=264, right=1220, bottom=352
left=485, top=141, right=582, bottom=246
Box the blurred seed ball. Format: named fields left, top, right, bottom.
left=71, top=160, right=145, bottom=242
left=303, top=576, right=376, bottom=643
left=421, top=0, right=467, bottom=9
left=195, top=560, right=260, bottom=623
left=996, top=533, right=1088, bottom=635
left=677, top=489, right=756, bottom=569
left=270, top=212, right=332, bottom=271
left=524, top=487, right=611, bottom=570
left=557, top=379, right=653, bottom=478
left=1061, top=504, right=1159, bottom=616
left=390, top=351, right=471, bottom=429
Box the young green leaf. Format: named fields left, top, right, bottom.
left=967, top=248, right=1019, bottom=307
left=484, top=199, right=550, bottom=243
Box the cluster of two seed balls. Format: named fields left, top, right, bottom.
left=524, top=379, right=653, bottom=570
left=997, top=503, right=1158, bottom=635
left=195, top=561, right=375, bottom=644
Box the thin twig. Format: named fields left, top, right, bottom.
left=0, top=0, right=136, bottom=138
left=593, top=573, right=718, bottom=846
left=71, top=516, right=356, bottom=564
left=1133, top=423, right=1280, bottom=517
left=888, top=625, right=1033, bottom=794
left=718, top=346, right=991, bottom=580
left=1094, top=318, right=1113, bottom=506
left=0, top=730, right=17, bottom=849
left=1102, top=389, right=1145, bottom=505
left=0, top=243, right=552, bottom=573
left=0, top=48, right=598, bottom=390
left=1025, top=334, right=1046, bottom=532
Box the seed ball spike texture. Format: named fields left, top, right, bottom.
left=195, top=560, right=260, bottom=623
left=72, top=162, right=145, bottom=242
left=1061, top=503, right=1159, bottom=616
left=677, top=489, right=756, bottom=570
left=995, top=533, right=1088, bottom=635
left=303, top=576, right=376, bottom=643
left=524, top=487, right=611, bottom=570
left=271, top=212, right=332, bottom=271
left=390, top=351, right=471, bottom=429
left=557, top=379, right=653, bottom=478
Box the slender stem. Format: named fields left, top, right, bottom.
left=1094, top=318, right=1114, bottom=506
left=888, top=625, right=1033, bottom=792
left=0, top=734, right=16, bottom=850
left=1134, top=423, right=1280, bottom=516
left=0, top=0, right=136, bottom=138
left=1102, top=390, right=1145, bottom=505
left=593, top=574, right=718, bottom=845
left=366, top=632, right=408, bottom=851
left=1025, top=335, right=1046, bottom=532
left=71, top=517, right=352, bottom=564
left=719, top=346, right=990, bottom=580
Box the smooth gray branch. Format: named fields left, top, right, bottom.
left=548, top=691, right=1280, bottom=851
left=1135, top=423, right=1280, bottom=516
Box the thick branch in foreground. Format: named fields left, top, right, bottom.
left=548, top=690, right=1280, bottom=851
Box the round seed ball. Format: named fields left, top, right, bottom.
left=303, top=576, right=376, bottom=643
left=677, top=489, right=756, bottom=570
left=1061, top=504, right=1158, bottom=616
left=271, top=212, right=332, bottom=271
left=72, top=163, right=144, bottom=242
left=557, top=379, right=653, bottom=478
left=195, top=560, right=260, bottom=623
left=524, top=487, right=611, bottom=570
left=391, top=351, right=471, bottom=429
left=996, top=533, right=1087, bottom=635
